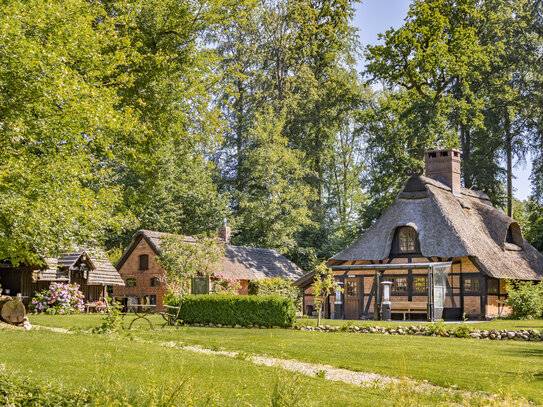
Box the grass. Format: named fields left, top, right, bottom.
left=24, top=314, right=543, bottom=405
left=0, top=327, right=491, bottom=406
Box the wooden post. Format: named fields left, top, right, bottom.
left=374, top=270, right=381, bottom=320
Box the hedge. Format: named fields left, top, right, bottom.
left=176, top=295, right=297, bottom=327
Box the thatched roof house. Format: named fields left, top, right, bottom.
left=113, top=228, right=304, bottom=311
left=295, top=148, right=543, bottom=321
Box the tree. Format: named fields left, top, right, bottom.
left=0, top=0, right=135, bottom=265
left=312, top=262, right=342, bottom=326
left=233, top=109, right=314, bottom=251
left=156, top=234, right=225, bottom=297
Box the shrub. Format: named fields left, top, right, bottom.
left=213, top=272, right=241, bottom=295
left=30, top=283, right=84, bottom=314
left=426, top=319, right=447, bottom=336
left=453, top=314, right=472, bottom=338
left=505, top=280, right=543, bottom=319
left=248, top=277, right=302, bottom=310
left=177, top=295, right=297, bottom=327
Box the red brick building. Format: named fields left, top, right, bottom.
left=295, top=148, right=543, bottom=321
left=113, top=227, right=303, bottom=311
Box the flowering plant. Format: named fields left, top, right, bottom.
left=212, top=273, right=241, bottom=295
left=31, top=282, right=85, bottom=314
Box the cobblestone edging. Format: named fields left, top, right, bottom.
left=189, top=322, right=542, bottom=341
left=295, top=324, right=542, bottom=341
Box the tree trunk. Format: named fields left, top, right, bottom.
left=505, top=112, right=513, bottom=217
left=1, top=298, right=26, bottom=324
left=461, top=125, right=472, bottom=188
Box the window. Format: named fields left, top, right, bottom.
left=150, top=277, right=160, bottom=287
left=346, top=281, right=358, bottom=297
left=139, top=254, right=149, bottom=270
left=126, top=278, right=136, bottom=287
left=149, top=295, right=157, bottom=305
left=398, top=227, right=416, bottom=253
left=487, top=278, right=499, bottom=294
left=383, top=277, right=408, bottom=294
left=463, top=277, right=480, bottom=293
left=413, top=276, right=428, bottom=294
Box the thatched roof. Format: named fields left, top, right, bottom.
left=41, top=249, right=124, bottom=286
left=331, top=175, right=543, bottom=281
left=116, top=230, right=304, bottom=281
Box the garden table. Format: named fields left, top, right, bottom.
left=121, top=304, right=156, bottom=330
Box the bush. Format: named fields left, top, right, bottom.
left=505, top=280, right=543, bottom=319
left=248, top=277, right=302, bottom=310
left=176, top=295, right=297, bottom=327
left=31, top=283, right=84, bottom=314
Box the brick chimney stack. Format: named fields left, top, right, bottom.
left=424, top=148, right=462, bottom=196
left=218, top=218, right=231, bottom=244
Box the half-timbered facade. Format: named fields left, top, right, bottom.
left=295, top=148, right=543, bottom=320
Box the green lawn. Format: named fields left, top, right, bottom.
left=1, top=327, right=495, bottom=406
left=25, top=314, right=543, bottom=405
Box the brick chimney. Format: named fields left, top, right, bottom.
left=218, top=218, right=231, bottom=244
left=424, top=148, right=461, bottom=196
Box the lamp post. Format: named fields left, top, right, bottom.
left=381, top=281, right=393, bottom=321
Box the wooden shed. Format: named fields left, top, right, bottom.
left=0, top=249, right=124, bottom=307
left=295, top=148, right=543, bottom=321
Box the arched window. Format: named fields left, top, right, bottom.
left=391, top=226, right=420, bottom=255
left=139, top=254, right=149, bottom=270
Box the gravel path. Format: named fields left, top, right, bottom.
left=162, top=341, right=525, bottom=406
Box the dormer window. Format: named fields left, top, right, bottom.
left=391, top=226, right=420, bottom=255
left=505, top=223, right=524, bottom=251
left=399, top=227, right=416, bottom=253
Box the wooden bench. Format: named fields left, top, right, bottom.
left=390, top=301, right=427, bottom=320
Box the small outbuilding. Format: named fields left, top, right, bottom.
left=0, top=249, right=124, bottom=307
left=295, top=148, right=543, bottom=321
left=113, top=227, right=304, bottom=311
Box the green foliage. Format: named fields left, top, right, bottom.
left=0, top=0, right=135, bottom=265
left=453, top=314, right=473, bottom=338
left=93, top=299, right=123, bottom=334
left=0, top=369, right=91, bottom=406
left=248, top=277, right=302, bottom=310
left=177, top=295, right=297, bottom=327
left=156, top=233, right=225, bottom=297
left=269, top=373, right=305, bottom=407
left=312, top=262, right=342, bottom=326
left=505, top=279, right=543, bottom=319
left=426, top=320, right=447, bottom=336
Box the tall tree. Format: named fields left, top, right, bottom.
left=0, top=0, right=135, bottom=265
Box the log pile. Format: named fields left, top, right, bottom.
left=0, top=295, right=31, bottom=329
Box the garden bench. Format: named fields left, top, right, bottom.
left=390, top=301, right=427, bottom=320
left=159, top=305, right=181, bottom=329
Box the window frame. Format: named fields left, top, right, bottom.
left=139, top=254, right=149, bottom=271
left=390, top=226, right=420, bottom=255
left=383, top=276, right=408, bottom=294
left=126, top=278, right=137, bottom=287
left=463, top=277, right=480, bottom=294
left=345, top=280, right=358, bottom=297
left=412, top=276, right=428, bottom=295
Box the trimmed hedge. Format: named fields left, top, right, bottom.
left=177, top=295, right=297, bottom=327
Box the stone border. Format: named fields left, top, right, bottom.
left=188, top=322, right=542, bottom=341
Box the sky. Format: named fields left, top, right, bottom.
left=352, top=0, right=533, bottom=200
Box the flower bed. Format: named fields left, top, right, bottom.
left=31, top=283, right=85, bottom=314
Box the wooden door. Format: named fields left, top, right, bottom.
left=344, top=278, right=361, bottom=320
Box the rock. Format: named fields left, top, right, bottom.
left=370, top=328, right=377, bottom=333
left=490, top=333, right=496, bottom=339
left=470, top=333, right=481, bottom=339
left=397, top=329, right=404, bottom=335
left=235, top=325, right=241, bottom=328
left=507, top=332, right=516, bottom=339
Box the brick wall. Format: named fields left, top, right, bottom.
left=113, top=238, right=168, bottom=311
